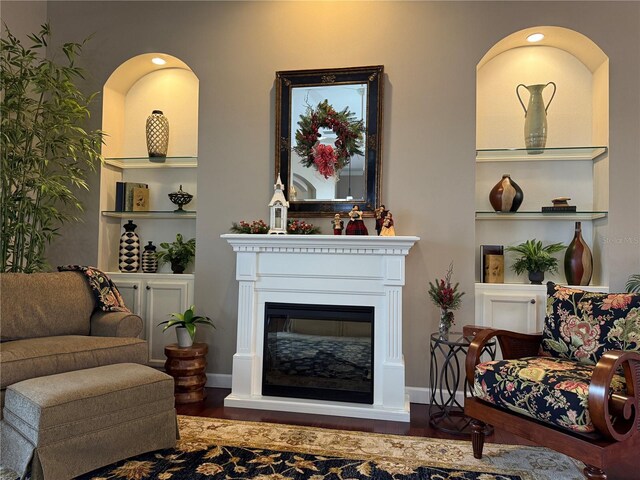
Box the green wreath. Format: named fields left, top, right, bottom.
left=293, top=100, right=364, bottom=179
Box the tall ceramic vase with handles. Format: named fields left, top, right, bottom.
left=516, top=82, right=556, bottom=153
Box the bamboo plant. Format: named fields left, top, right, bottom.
left=1, top=24, right=103, bottom=272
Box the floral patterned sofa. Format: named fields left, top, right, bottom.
left=465, top=282, right=640, bottom=480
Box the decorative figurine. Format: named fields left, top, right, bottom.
left=380, top=212, right=395, bottom=236
left=345, top=205, right=368, bottom=235
left=268, top=174, right=289, bottom=234
left=375, top=204, right=388, bottom=236
left=331, top=214, right=344, bottom=235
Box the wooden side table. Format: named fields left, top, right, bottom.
left=164, top=343, right=208, bottom=404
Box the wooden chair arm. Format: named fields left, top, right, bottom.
left=589, top=350, right=640, bottom=441
left=465, top=329, right=543, bottom=385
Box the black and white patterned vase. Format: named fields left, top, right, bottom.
left=118, top=220, right=140, bottom=273
left=141, top=241, right=158, bottom=273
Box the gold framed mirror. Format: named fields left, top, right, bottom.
left=275, top=65, right=384, bottom=217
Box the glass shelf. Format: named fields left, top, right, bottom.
left=476, top=211, right=607, bottom=221
left=103, top=156, right=197, bottom=168
left=102, top=210, right=196, bottom=219
left=476, top=146, right=607, bottom=162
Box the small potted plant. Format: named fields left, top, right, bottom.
left=506, top=239, right=566, bottom=284
left=157, top=305, right=215, bottom=348
left=156, top=233, right=196, bottom=273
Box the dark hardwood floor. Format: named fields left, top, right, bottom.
left=176, top=387, right=533, bottom=446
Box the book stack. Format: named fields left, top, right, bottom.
left=115, top=182, right=149, bottom=212
left=541, top=196, right=576, bottom=213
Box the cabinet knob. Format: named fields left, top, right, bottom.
left=146, top=285, right=151, bottom=290
left=530, top=298, right=536, bottom=304
left=133, top=285, right=138, bottom=290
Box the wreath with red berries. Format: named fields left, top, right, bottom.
left=293, top=100, right=364, bottom=179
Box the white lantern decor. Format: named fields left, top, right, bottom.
left=268, top=174, right=289, bottom=235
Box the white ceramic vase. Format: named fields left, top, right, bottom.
left=176, top=327, right=193, bottom=348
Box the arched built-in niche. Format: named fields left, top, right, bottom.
left=97, top=53, right=199, bottom=272
left=475, top=26, right=609, bottom=289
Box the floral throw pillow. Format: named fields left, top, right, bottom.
left=542, top=282, right=640, bottom=364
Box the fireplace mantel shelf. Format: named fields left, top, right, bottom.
left=222, top=234, right=420, bottom=255
left=222, top=234, right=420, bottom=422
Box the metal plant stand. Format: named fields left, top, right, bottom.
left=429, top=332, right=496, bottom=436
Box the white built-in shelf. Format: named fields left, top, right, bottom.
left=476, top=146, right=607, bottom=163
left=102, top=210, right=196, bottom=219
left=104, top=156, right=198, bottom=169
left=476, top=211, right=607, bottom=221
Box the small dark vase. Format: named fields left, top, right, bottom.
left=564, top=221, right=593, bottom=285
left=528, top=270, right=544, bottom=285
left=170, top=261, right=186, bottom=274
left=141, top=241, right=158, bottom=273
left=489, top=174, right=524, bottom=212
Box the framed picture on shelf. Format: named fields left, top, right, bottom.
left=481, top=245, right=504, bottom=283
left=132, top=187, right=150, bottom=212
left=115, top=182, right=149, bottom=211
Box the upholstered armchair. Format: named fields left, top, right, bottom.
left=465, top=282, right=640, bottom=480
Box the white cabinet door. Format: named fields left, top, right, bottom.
left=480, top=290, right=541, bottom=333
left=475, top=284, right=545, bottom=333
left=109, top=273, right=194, bottom=367
left=145, top=279, right=192, bottom=366
left=112, top=278, right=143, bottom=317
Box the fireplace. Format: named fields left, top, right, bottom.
left=263, top=302, right=374, bottom=404
left=222, top=234, right=419, bottom=421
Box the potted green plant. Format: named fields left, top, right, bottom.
left=157, top=305, right=215, bottom=348
left=156, top=233, right=196, bottom=273
left=1, top=25, right=103, bottom=272
left=506, top=239, right=566, bottom=284
left=626, top=274, right=640, bottom=293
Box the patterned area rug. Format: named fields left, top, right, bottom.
left=0, top=416, right=584, bottom=479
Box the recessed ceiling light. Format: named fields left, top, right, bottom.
left=151, top=57, right=166, bottom=65
left=527, top=33, right=545, bottom=43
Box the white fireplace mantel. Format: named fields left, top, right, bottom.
left=222, top=234, right=419, bottom=422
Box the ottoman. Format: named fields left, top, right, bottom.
left=0, top=363, right=178, bottom=480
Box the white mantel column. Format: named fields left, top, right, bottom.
left=381, top=254, right=407, bottom=410
left=230, top=250, right=258, bottom=397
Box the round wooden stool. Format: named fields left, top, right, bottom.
left=164, top=342, right=208, bottom=404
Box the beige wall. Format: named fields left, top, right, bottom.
left=7, top=1, right=639, bottom=388
left=1, top=1, right=46, bottom=43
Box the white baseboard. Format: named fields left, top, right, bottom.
left=206, top=373, right=232, bottom=388
left=205, top=377, right=466, bottom=407
left=406, top=386, right=466, bottom=405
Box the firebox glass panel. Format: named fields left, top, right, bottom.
left=263, top=302, right=374, bottom=404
